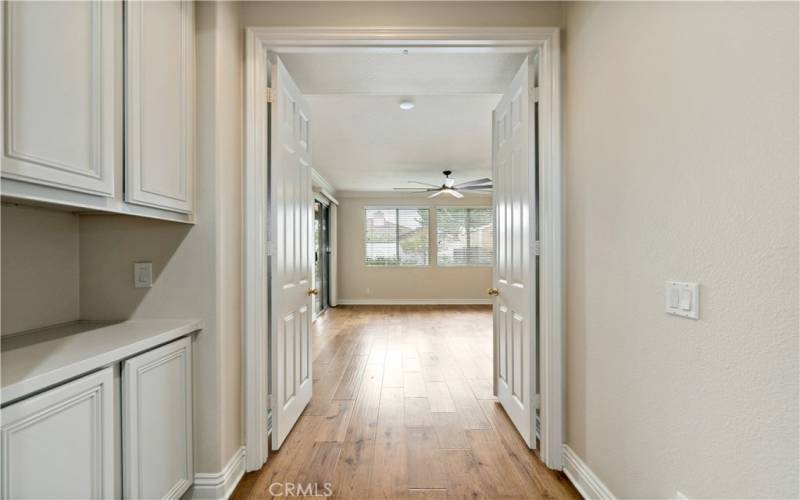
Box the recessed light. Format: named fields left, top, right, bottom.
left=399, top=100, right=415, bottom=110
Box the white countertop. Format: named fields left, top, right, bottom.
left=1, top=319, right=201, bottom=405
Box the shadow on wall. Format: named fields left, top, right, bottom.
left=78, top=214, right=193, bottom=321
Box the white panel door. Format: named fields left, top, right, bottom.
left=0, top=367, right=117, bottom=499
left=125, top=0, right=195, bottom=214
left=270, top=56, right=313, bottom=449
left=2, top=1, right=117, bottom=196
left=122, top=336, right=193, bottom=500
left=492, top=57, right=538, bottom=448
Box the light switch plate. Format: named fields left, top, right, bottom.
left=665, top=281, right=699, bottom=319
left=134, top=262, right=153, bottom=288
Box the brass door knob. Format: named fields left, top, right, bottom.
left=487, top=288, right=499, bottom=296
left=308, top=288, right=319, bottom=296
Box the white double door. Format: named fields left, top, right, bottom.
left=269, top=56, right=314, bottom=449
left=492, top=56, right=539, bottom=449
left=266, top=54, right=539, bottom=453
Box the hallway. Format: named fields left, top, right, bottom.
left=233, top=306, right=579, bottom=499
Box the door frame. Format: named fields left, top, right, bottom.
left=243, top=26, right=564, bottom=471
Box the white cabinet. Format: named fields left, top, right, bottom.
left=0, top=367, right=118, bottom=500
left=122, top=336, right=193, bottom=499
left=124, top=0, right=195, bottom=214
left=1, top=0, right=196, bottom=223
left=2, top=1, right=119, bottom=196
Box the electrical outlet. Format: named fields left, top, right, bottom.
left=365, top=287, right=371, bottom=295
left=134, top=262, right=153, bottom=288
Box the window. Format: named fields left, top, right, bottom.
left=437, top=207, right=494, bottom=266
left=365, top=208, right=430, bottom=266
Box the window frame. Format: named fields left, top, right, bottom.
left=363, top=205, right=432, bottom=267
left=435, top=206, right=495, bottom=268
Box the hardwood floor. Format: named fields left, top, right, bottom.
left=232, top=305, right=579, bottom=499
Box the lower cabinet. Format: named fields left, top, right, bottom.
left=0, top=337, right=193, bottom=500
left=122, top=336, right=193, bottom=499
left=0, top=367, right=118, bottom=500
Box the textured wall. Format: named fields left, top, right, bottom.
left=564, top=2, right=799, bottom=497
left=1, top=205, right=79, bottom=335
left=338, top=194, right=493, bottom=302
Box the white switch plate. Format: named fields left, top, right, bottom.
left=134, top=262, right=153, bottom=288
left=665, top=281, right=699, bottom=319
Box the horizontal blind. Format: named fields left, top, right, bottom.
left=365, top=208, right=429, bottom=266
left=437, top=207, right=494, bottom=266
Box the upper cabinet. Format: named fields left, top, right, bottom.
left=125, top=0, right=195, bottom=214
left=1, top=0, right=196, bottom=223
left=2, top=1, right=118, bottom=197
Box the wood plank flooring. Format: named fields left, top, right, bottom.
left=232, top=305, right=579, bottom=499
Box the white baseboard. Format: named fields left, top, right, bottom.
left=190, top=446, right=246, bottom=500
left=337, top=298, right=492, bottom=305
left=563, top=445, right=615, bottom=500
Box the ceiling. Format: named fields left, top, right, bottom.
left=280, top=53, right=525, bottom=193
left=281, top=52, right=526, bottom=95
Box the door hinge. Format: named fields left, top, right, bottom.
left=266, top=240, right=275, bottom=256
left=534, top=240, right=541, bottom=256
left=532, top=87, right=540, bottom=103
left=266, top=87, right=275, bottom=103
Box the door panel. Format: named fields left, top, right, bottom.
left=270, top=56, right=313, bottom=449
left=493, top=57, right=537, bottom=448
left=0, top=367, right=117, bottom=499
left=2, top=1, right=117, bottom=196
left=122, top=337, right=193, bottom=500
left=125, top=0, right=195, bottom=214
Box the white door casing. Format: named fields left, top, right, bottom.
left=0, top=367, right=117, bottom=499
left=124, top=0, right=195, bottom=214
left=269, top=56, right=313, bottom=449
left=244, top=27, right=563, bottom=470
left=493, top=56, right=538, bottom=448
left=122, top=336, right=193, bottom=500
left=2, top=0, right=117, bottom=197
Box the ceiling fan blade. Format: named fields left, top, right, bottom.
left=460, top=184, right=493, bottom=190
left=428, top=190, right=445, bottom=198
left=447, top=189, right=465, bottom=199
left=454, top=178, right=492, bottom=188
left=408, top=181, right=441, bottom=188
left=393, top=187, right=436, bottom=191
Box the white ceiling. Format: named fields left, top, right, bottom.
left=281, top=53, right=524, bottom=192
left=281, top=52, right=526, bottom=95
left=308, top=94, right=500, bottom=192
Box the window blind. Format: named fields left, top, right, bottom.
left=436, top=207, right=494, bottom=266
left=365, top=208, right=430, bottom=266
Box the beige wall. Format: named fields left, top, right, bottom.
left=564, top=2, right=799, bottom=498
left=241, top=1, right=564, bottom=28
left=338, top=194, right=492, bottom=302
left=1, top=205, right=79, bottom=335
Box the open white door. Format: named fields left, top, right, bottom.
left=492, top=56, right=538, bottom=448
left=270, top=56, right=313, bottom=449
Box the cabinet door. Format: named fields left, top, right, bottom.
left=2, top=1, right=118, bottom=196
left=124, top=0, right=195, bottom=214
left=0, top=367, right=117, bottom=500
left=122, top=336, right=193, bottom=499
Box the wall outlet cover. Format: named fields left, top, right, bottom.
left=665, top=281, right=699, bottom=319
left=134, top=262, right=153, bottom=288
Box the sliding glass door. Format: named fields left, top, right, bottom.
left=314, top=200, right=330, bottom=315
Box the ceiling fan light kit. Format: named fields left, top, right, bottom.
left=393, top=169, right=492, bottom=198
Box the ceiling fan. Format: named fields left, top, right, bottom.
left=393, top=170, right=492, bottom=198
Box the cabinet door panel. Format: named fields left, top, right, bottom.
left=0, top=367, right=117, bottom=500
left=2, top=1, right=117, bottom=196
left=122, top=336, right=193, bottom=500
left=125, top=0, right=194, bottom=214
